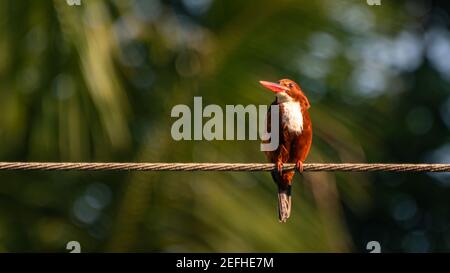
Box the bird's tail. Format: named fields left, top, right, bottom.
left=277, top=185, right=292, bottom=223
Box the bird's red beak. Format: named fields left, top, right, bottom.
left=259, top=81, right=289, bottom=93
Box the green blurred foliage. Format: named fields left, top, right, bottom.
left=0, top=0, right=449, bottom=252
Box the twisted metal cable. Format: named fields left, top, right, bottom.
left=0, top=162, right=449, bottom=172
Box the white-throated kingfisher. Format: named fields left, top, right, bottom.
left=260, top=79, right=313, bottom=223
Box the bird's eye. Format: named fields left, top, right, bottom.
left=288, top=83, right=293, bottom=88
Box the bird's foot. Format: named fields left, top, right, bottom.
left=296, top=160, right=304, bottom=173
left=276, top=162, right=284, bottom=175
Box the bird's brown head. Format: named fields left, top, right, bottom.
left=259, top=79, right=310, bottom=109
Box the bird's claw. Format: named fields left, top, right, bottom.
left=276, top=162, right=284, bottom=174
left=296, top=161, right=304, bottom=173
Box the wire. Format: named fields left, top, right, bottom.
left=0, top=162, right=449, bottom=172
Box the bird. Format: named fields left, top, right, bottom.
left=259, top=79, right=313, bottom=223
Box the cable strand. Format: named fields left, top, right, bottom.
left=0, top=162, right=449, bottom=172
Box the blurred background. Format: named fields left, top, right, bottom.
left=0, top=0, right=449, bottom=252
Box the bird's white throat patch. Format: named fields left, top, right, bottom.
left=279, top=99, right=303, bottom=134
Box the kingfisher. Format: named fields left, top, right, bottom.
left=259, top=79, right=313, bottom=222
